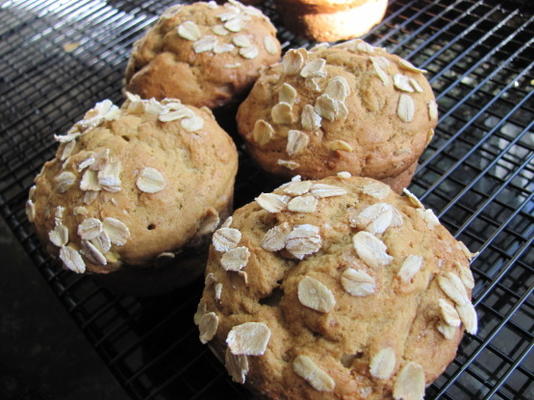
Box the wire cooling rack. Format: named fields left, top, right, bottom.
left=0, top=0, right=532, bottom=399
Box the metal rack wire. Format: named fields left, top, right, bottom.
left=0, top=0, right=532, bottom=399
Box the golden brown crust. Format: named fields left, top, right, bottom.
left=196, top=176, right=476, bottom=400
left=28, top=96, right=238, bottom=274
left=275, top=0, right=388, bottom=42
left=237, top=42, right=436, bottom=182
left=379, top=161, right=417, bottom=194
left=124, top=1, right=281, bottom=108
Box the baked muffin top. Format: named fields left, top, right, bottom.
left=195, top=174, right=477, bottom=400
left=27, top=94, right=237, bottom=274
left=237, top=40, right=437, bottom=179
left=124, top=0, right=281, bottom=108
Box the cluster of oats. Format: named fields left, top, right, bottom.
left=126, top=92, right=204, bottom=132
left=337, top=38, right=437, bottom=124
left=26, top=93, right=210, bottom=273
left=176, top=0, right=277, bottom=66
left=194, top=176, right=479, bottom=396
left=250, top=39, right=437, bottom=171
left=196, top=214, right=272, bottom=384
left=44, top=204, right=130, bottom=273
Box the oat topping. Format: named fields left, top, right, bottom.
left=282, top=49, right=306, bottom=75
left=298, top=276, right=336, bottom=313
left=221, top=216, right=233, bottom=228
left=455, top=261, right=475, bottom=289
left=393, top=362, right=425, bottom=400
left=271, top=102, right=295, bottom=125
left=255, top=193, right=289, bottom=213
left=314, top=94, right=340, bottom=121
left=341, top=268, right=376, bottom=297
left=438, top=298, right=461, bottom=327
left=393, top=74, right=414, bottom=92
left=456, top=301, right=477, bottom=334
left=325, top=76, right=350, bottom=100
left=350, top=203, right=402, bottom=235
left=286, top=130, right=309, bottom=156
left=226, top=322, right=271, bottom=356
left=397, top=255, right=423, bottom=283
left=232, top=34, right=252, bottom=47
left=77, top=218, right=103, bottom=240
left=263, top=35, right=277, bottom=55
left=83, top=190, right=98, bottom=204
left=212, top=227, right=242, bottom=252
left=213, top=42, right=235, bottom=53
left=102, top=217, right=130, bottom=246
left=90, top=231, right=112, bottom=253
left=301, top=104, right=322, bottom=131
left=402, top=188, right=424, bottom=208
left=310, top=183, right=347, bottom=198
left=371, top=57, right=390, bottom=86
left=353, top=231, right=392, bottom=268
left=193, top=35, right=218, bottom=53
left=225, top=348, right=249, bottom=384
left=49, top=224, right=69, bottom=247
left=261, top=222, right=291, bottom=252
left=136, top=167, right=166, bottom=193
left=177, top=21, right=201, bottom=41
left=304, top=77, right=324, bottom=92
left=198, top=312, right=219, bottom=344
left=277, top=159, right=300, bottom=170
left=293, top=355, right=335, bottom=392
left=82, top=240, right=107, bottom=266
left=252, top=119, right=274, bottom=146
left=285, top=224, right=321, bottom=259
left=214, top=282, right=223, bottom=301
left=397, top=93, right=415, bottom=122
left=54, top=171, right=76, bottom=193
left=428, top=100, right=438, bottom=120
left=437, top=322, right=457, bottom=340
left=98, top=160, right=122, bottom=192
left=220, top=246, right=250, bottom=271
left=279, top=83, right=298, bottom=105
left=61, top=140, right=75, bottom=161
left=239, top=45, right=258, bottom=59
left=73, top=206, right=88, bottom=216
left=282, top=180, right=313, bottom=196
left=300, top=58, right=326, bottom=78
left=437, top=272, right=469, bottom=305
left=212, top=24, right=229, bottom=35
left=398, top=58, right=427, bottom=74
left=369, top=347, right=396, bottom=380
left=181, top=115, right=204, bottom=131
left=410, top=78, right=424, bottom=93
left=287, top=195, right=318, bottom=213
left=361, top=181, right=391, bottom=199
left=337, top=171, right=352, bottom=178
left=327, top=140, right=353, bottom=152
left=197, top=209, right=220, bottom=236
left=59, top=245, right=86, bottom=273
left=416, top=208, right=440, bottom=228
left=25, top=200, right=35, bottom=222
left=80, top=170, right=100, bottom=191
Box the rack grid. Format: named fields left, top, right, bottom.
left=0, top=0, right=532, bottom=399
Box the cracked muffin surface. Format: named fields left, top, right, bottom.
left=27, top=94, right=237, bottom=274
left=236, top=40, right=437, bottom=185
left=124, top=0, right=281, bottom=108
left=195, top=174, right=477, bottom=400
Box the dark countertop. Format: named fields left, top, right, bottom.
left=0, top=216, right=129, bottom=400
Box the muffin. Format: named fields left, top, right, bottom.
left=275, top=0, right=388, bottom=42
left=236, top=40, right=437, bottom=191
left=124, top=0, right=282, bottom=109
left=194, top=174, right=478, bottom=399
left=26, top=94, right=238, bottom=289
